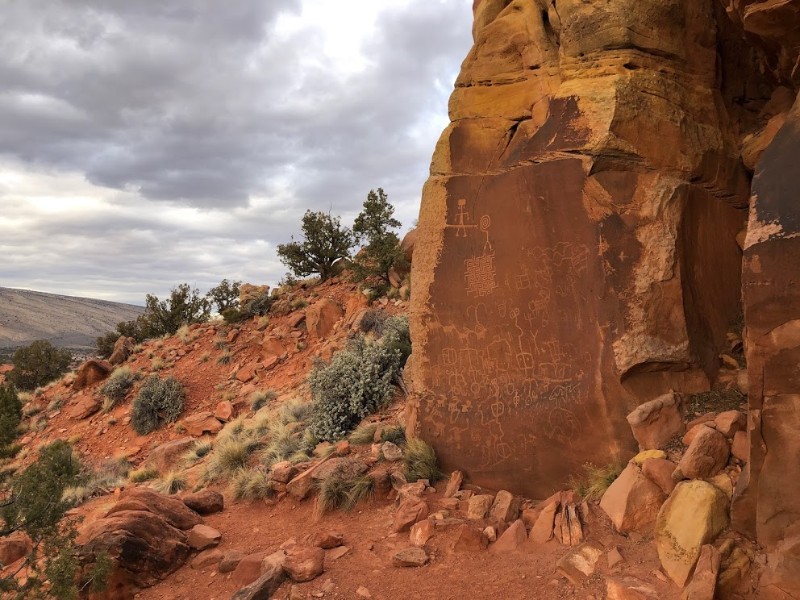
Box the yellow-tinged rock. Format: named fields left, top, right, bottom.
left=655, top=480, right=730, bottom=587
left=707, top=473, right=734, bottom=500
left=632, top=450, right=667, bottom=465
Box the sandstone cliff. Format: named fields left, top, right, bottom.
left=409, top=0, right=800, bottom=593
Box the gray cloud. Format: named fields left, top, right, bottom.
left=0, top=0, right=473, bottom=303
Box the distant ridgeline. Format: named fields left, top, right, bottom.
left=0, top=287, right=144, bottom=351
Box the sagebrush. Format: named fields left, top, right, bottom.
left=130, top=375, right=184, bottom=435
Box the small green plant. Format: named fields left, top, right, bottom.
left=569, top=462, right=623, bottom=501
left=308, top=321, right=409, bottom=441
left=403, top=438, right=441, bottom=483
left=100, top=367, right=137, bottom=411
left=129, top=466, right=159, bottom=483
left=213, top=339, right=228, bottom=350
left=251, top=389, right=277, bottom=411
left=130, top=375, right=185, bottom=435
left=0, top=384, right=22, bottom=448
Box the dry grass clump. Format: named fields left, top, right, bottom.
left=349, top=423, right=378, bottom=445
left=129, top=466, right=159, bottom=483
left=100, top=366, right=138, bottom=411
left=62, top=458, right=130, bottom=506
left=217, top=351, right=232, bottom=365
left=251, top=389, right=278, bottom=412
left=403, top=438, right=441, bottom=483
left=151, top=470, right=186, bottom=495
left=315, top=474, right=374, bottom=518
left=569, top=462, right=623, bottom=501
left=182, top=440, right=213, bottom=465
left=231, top=467, right=275, bottom=501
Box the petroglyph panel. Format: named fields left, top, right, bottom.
left=416, top=159, right=634, bottom=496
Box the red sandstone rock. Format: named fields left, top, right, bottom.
left=675, top=427, right=730, bottom=480
left=626, top=392, right=685, bottom=450
left=68, top=394, right=101, bottom=419
left=392, top=498, right=429, bottom=533
left=731, top=431, right=748, bottom=463
left=489, top=490, right=520, bottom=523
left=105, top=489, right=202, bottom=531
left=606, top=576, right=658, bottom=600
left=452, top=524, right=488, bottom=553
left=214, top=400, right=233, bottom=421
left=490, top=519, right=527, bottom=553
left=306, top=298, right=343, bottom=339
left=182, top=411, right=223, bottom=437
left=409, top=519, right=435, bottom=548
left=715, top=410, right=745, bottom=438
left=641, top=458, right=678, bottom=496
left=284, top=544, right=325, bottom=582
left=147, top=437, right=195, bottom=473
left=187, top=524, right=221, bottom=550
left=310, top=532, right=344, bottom=550
left=109, top=336, right=135, bottom=365
left=73, top=359, right=113, bottom=390
left=181, top=490, right=224, bottom=515
left=600, top=463, right=666, bottom=533
left=392, top=547, right=428, bottom=568
left=231, top=552, right=268, bottom=587
left=529, top=500, right=557, bottom=544
left=0, top=532, right=31, bottom=566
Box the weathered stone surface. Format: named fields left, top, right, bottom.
left=715, top=410, right=745, bottom=438
left=731, top=431, right=748, bottom=463
left=182, top=412, right=223, bottom=437
left=655, top=480, right=729, bottom=586
left=381, top=441, right=403, bottom=462
left=674, top=426, right=730, bottom=480
left=219, top=550, right=244, bottom=573
left=73, top=359, right=113, bottom=390
left=270, top=461, right=298, bottom=484
left=553, top=502, right=583, bottom=547
left=409, top=0, right=747, bottom=498
left=490, top=519, right=527, bottom=553
left=452, top=523, right=488, bottom=553
left=284, top=544, right=325, bottom=582
left=489, top=490, right=519, bottom=523
left=231, top=552, right=268, bottom=588
left=310, top=532, right=344, bottom=550
left=556, top=542, right=604, bottom=586
left=409, top=519, right=435, bottom=548
left=392, top=498, right=429, bottom=533
left=681, top=544, right=720, bottom=600
left=443, top=470, right=463, bottom=498
left=600, top=463, right=666, bottom=533
left=466, top=494, right=493, bottom=520
left=306, top=298, right=343, bottom=339
left=529, top=500, right=557, bottom=544
left=214, top=400, right=233, bottom=422
left=191, top=548, right=223, bottom=570
left=231, top=553, right=286, bottom=600
left=239, top=283, right=270, bottom=306
left=187, top=524, right=221, bottom=550
left=109, top=336, right=135, bottom=365
left=641, top=457, right=678, bottom=496
left=627, top=392, right=685, bottom=450
left=392, top=547, right=429, bottom=568
left=606, top=576, right=658, bottom=600
left=181, top=490, right=224, bottom=515
left=105, top=489, right=202, bottom=531
left=147, top=437, right=196, bottom=473
left=68, top=393, right=101, bottom=419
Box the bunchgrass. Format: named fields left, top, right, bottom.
left=403, top=438, right=442, bottom=483
left=569, top=462, right=623, bottom=501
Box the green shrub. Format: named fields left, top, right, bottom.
left=130, top=375, right=184, bottom=435
left=0, top=384, right=22, bottom=448
left=403, top=438, right=441, bottom=483
left=9, top=340, right=71, bottom=391
left=100, top=367, right=137, bottom=410
left=308, top=324, right=408, bottom=441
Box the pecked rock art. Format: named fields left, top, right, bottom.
left=408, top=0, right=749, bottom=498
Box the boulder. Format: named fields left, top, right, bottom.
left=489, top=490, right=520, bottom=523
left=78, top=509, right=190, bottom=592
left=674, top=427, right=730, bottom=480
left=444, top=470, right=463, bottom=498
left=392, top=547, right=428, bottom=568
left=714, top=410, right=745, bottom=438
left=181, top=412, right=223, bottom=437
left=214, top=400, right=233, bottom=422
left=310, top=532, right=344, bottom=550
left=219, top=550, right=244, bottom=573
left=731, top=431, right=748, bottom=462
left=556, top=542, right=605, bottom=586
left=187, top=524, right=221, bottom=550
left=600, top=462, right=666, bottom=532
left=641, top=457, right=678, bottom=495
left=467, top=494, right=494, bottom=520
left=270, top=461, right=298, bottom=484
left=490, top=519, right=527, bottom=553
left=105, top=489, right=202, bottom=531
left=181, top=490, right=224, bottom=515
left=553, top=502, right=584, bottom=547
left=655, top=480, right=729, bottom=586
left=146, top=437, right=196, bottom=473
left=284, top=544, right=325, bottom=582
left=306, top=298, right=343, bottom=339
left=452, top=524, right=488, bottom=553
left=191, top=548, right=223, bottom=570
left=529, top=500, right=558, bottom=544
left=626, top=392, right=685, bottom=450
left=68, top=394, right=101, bottom=420
left=73, top=359, right=113, bottom=391
left=231, top=553, right=286, bottom=600
left=381, top=441, right=403, bottom=461
left=681, top=544, right=720, bottom=600
left=109, top=336, right=135, bottom=365
left=391, top=498, right=429, bottom=533
left=410, top=519, right=435, bottom=547
left=239, top=283, right=270, bottom=306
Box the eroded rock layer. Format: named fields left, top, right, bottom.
left=409, top=0, right=751, bottom=499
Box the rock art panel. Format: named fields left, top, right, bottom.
left=409, top=0, right=747, bottom=498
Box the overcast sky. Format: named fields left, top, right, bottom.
left=0, top=0, right=473, bottom=304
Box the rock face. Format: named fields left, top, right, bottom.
left=736, top=93, right=800, bottom=600
left=626, top=393, right=685, bottom=450
left=73, top=359, right=113, bottom=391
left=408, top=0, right=748, bottom=498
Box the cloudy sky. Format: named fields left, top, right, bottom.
left=0, top=0, right=473, bottom=304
